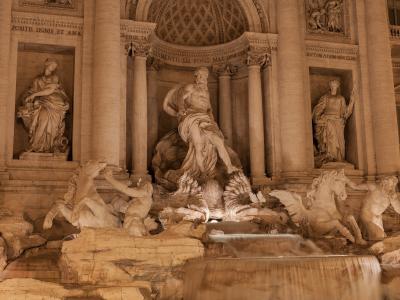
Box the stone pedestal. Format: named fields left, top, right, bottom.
left=19, top=152, right=69, bottom=162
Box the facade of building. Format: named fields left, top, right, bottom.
left=0, top=0, right=399, bottom=217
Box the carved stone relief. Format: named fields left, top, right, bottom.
left=306, top=0, right=345, bottom=35
left=19, top=0, right=75, bottom=9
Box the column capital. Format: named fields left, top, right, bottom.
left=212, top=63, right=238, bottom=77
left=146, top=56, right=162, bottom=71
left=246, top=48, right=271, bottom=67
left=127, top=41, right=152, bottom=58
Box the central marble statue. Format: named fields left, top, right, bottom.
left=153, top=67, right=242, bottom=191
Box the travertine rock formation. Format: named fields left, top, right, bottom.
left=59, top=227, right=204, bottom=296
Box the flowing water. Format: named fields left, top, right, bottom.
left=184, top=234, right=382, bottom=300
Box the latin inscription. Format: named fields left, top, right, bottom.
left=12, top=25, right=81, bottom=37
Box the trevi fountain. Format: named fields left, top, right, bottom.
left=0, top=0, right=400, bottom=299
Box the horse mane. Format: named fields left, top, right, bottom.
left=306, top=170, right=346, bottom=204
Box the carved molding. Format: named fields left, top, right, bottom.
left=19, top=0, right=76, bottom=9
left=150, top=31, right=272, bottom=68
left=392, top=59, right=400, bottom=69
left=120, top=19, right=156, bottom=43
left=251, top=0, right=269, bottom=32
left=11, top=11, right=83, bottom=37
left=306, top=40, right=358, bottom=61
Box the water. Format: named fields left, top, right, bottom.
left=184, top=234, right=382, bottom=300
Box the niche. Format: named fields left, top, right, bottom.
left=14, top=43, right=75, bottom=161
left=309, top=67, right=358, bottom=169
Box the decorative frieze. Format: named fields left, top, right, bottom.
left=306, top=41, right=358, bottom=61
left=120, top=19, right=156, bottom=44
left=150, top=32, right=273, bottom=68
left=19, top=0, right=75, bottom=9
left=11, top=11, right=83, bottom=37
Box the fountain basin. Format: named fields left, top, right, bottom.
left=184, top=255, right=381, bottom=300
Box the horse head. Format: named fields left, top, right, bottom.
left=307, top=169, right=348, bottom=205
left=326, top=169, right=348, bottom=201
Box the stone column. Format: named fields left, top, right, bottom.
left=0, top=0, right=12, bottom=170
left=277, top=0, right=312, bottom=174
left=247, top=51, right=268, bottom=182
left=215, top=65, right=236, bottom=146
left=364, top=0, right=400, bottom=175
left=147, top=58, right=159, bottom=166
left=131, top=42, right=150, bottom=180
left=91, top=0, right=121, bottom=166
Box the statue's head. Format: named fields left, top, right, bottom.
left=44, top=58, right=58, bottom=76
left=307, top=169, right=348, bottom=202
left=194, top=67, right=209, bottom=85
left=328, top=79, right=340, bottom=95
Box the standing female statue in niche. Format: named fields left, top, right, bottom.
left=312, top=79, right=355, bottom=167
left=17, top=58, right=70, bottom=154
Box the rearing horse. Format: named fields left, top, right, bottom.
left=270, top=170, right=364, bottom=244
left=43, top=160, right=121, bottom=230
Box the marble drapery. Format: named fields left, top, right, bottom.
left=17, top=59, right=70, bottom=153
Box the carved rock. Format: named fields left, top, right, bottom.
left=0, top=209, right=46, bottom=260
left=0, top=237, right=6, bottom=271
left=0, top=278, right=148, bottom=300
left=60, top=228, right=204, bottom=287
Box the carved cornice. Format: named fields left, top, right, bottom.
left=392, top=59, right=400, bottom=69
left=305, top=40, right=358, bottom=61
left=151, top=31, right=273, bottom=68
left=19, top=0, right=76, bottom=9
left=120, top=19, right=156, bottom=44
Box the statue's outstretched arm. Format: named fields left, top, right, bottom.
left=163, top=87, right=179, bottom=117
left=104, top=170, right=149, bottom=198
left=346, top=179, right=372, bottom=191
